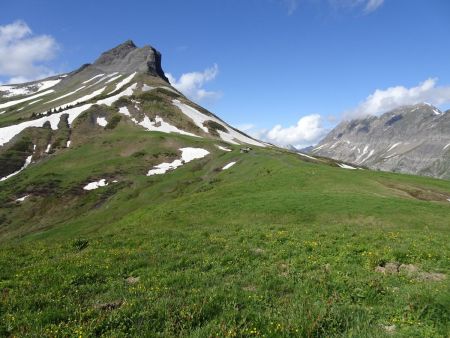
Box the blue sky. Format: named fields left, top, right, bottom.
left=2, top=0, right=450, bottom=147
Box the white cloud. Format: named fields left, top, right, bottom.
left=165, top=64, right=221, bottom=102
left=0, top=21, right=59, bottom=84
left=283, top=0, right=300, bottom=15
left=345, top=78, right=450, bottom=118
left=364, top=0, right=384, bottom=13
left=250, top=114, right=327, bottom=148
left=328, top=0, right=384, bottom=14
left=277, top=0, right=384, bottom=16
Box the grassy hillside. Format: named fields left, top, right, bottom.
left=0, top=135, right=449, bottom=337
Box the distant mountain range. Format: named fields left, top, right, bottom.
left=311, top=103, right=450, bottom=179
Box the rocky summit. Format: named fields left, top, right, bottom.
left=91, top=40, right=169, bottom=81
left=312, top=103, right=450, bottom=179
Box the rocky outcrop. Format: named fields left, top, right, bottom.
left=92, top=40, right=168, bottom=81
left=312, top=103, right=450, bottom=179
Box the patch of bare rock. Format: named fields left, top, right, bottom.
left=125, top=276, right=140, bottom=284
left=375, top=262, right=446, bottom=281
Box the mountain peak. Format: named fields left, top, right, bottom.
left=92, top=40, right=168, bottom=82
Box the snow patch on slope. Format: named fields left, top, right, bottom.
left=359, top=149, right=374, bottom=164
left=96, top=117, right=108, bottom=127
left=28, top=99, right=43, bottom=106
left=137, top=115, right=198, bottom=137
left=222, top=162, right=236, bottom=170
left=387, top=142, right=401, bottom=152
left=56, top=87, right=106, bottom=110
left=97, top=84, right=137, bottom=106
left=114, top=72, right=136, bottom=92
left=338, top=163, right=357, bottom=170
left=216, top=145, right=232, bottom=152
left=118, top=106, right=131, bottom=116
left=0, top=89, right=55, bottom=110
left=172, top=100, right=265, bottom=147
left=142, top=84, right=154, bottom=92
left=15, top=195, right=30, bottom=202
left=312, top=143, right=327, bottom=152
left=298, top=153, right=317, bottom=160
left=0, top=85, right=33, bottom=97
left=47, top=86, right=86, bottom=103
left=147, top=147, right=209, bottom=176
left=0, top=104, right=91, bottom=146
left=87, top=72, right=119, bottom=87
left=83, top=179, right=108, bottom=190
left=105, top=73, right=122, bottom=84
left=0, top=152, right=33, bottom=181
left=0, top=84, right=137, bottom=147
left=82, top=74, right=105, bottom=84
left=0, top=78, right=62, bottom=98
left=36, top=79, right=63, bottom=92
left=172, top=100, right=209, bottom=133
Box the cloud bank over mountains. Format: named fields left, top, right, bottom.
left=345, top=78, right=450, bottom=119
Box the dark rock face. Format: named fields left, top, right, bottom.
left=91, top=40, right=169, bottom=81
left=312, top=103, right=450, bottom=179
left=94, top=40, right=138, bottom=66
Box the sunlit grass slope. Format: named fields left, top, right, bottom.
left=0, top=138, right=449, bottom=337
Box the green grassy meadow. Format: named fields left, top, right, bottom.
left=0, top=128, right=449, bottom=337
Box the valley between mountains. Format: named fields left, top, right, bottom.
left=0, top=41, right=449, bottom=337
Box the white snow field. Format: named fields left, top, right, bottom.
left=97, top=83, right=137, bottom=106
left=105, top=74, right=122, bottom=84
left=136, top=116, right=198, bottom=137
left=387, top=142, right=401, bottom=152
left=0, top=89, right=55, bottom=110
left=147, top=147, right=209, bottom=176
left=118, top=106, right=131, bottom=116
left=142, top=84, right=154, bottom=92
left=55, top=87, right=106, bottom=110
left=28, top=99, right=43, bottom=106
left=0, top=78, right=62, bottom=98
left=216, top=145, right=232, bottom=152
left=172, top=100, right=265, bottom=147
left=338, top=163, right=357, bottom=170
left=15, top=195, right=30, bottom=202
left=0, top=83, right=134, bottom=147
left=0, top=104, right=92, bottom=146
left=96, top=117, right=108, bottom=127
left=47, top=86, right=86, bottom=103
left=222, top=162, right=236, bottom=170
left=298, top=153, right=317, bottom=160
left=87, top=72, right=119, bottom=87
left=0, top=153, right=33, bottom=181
left=83, top=179, right=108, bottom=190
left=114, top=72, right=136, bottom=91
left=82, top=74, right=105, bottom=84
